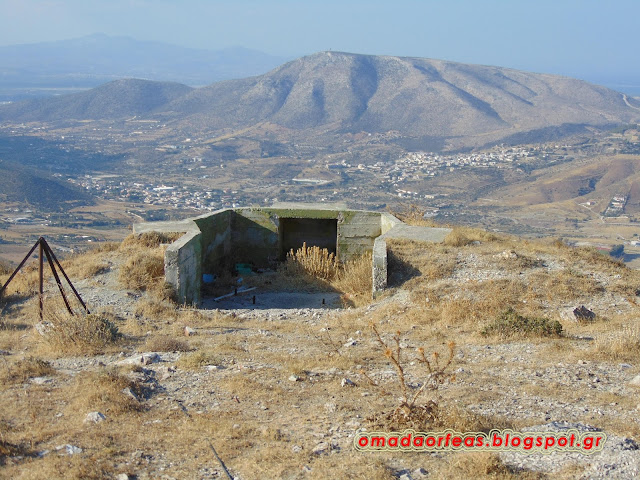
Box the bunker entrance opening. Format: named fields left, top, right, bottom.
left=279, top=218, right=338, bottom=259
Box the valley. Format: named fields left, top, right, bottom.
left=1, top=52, right=640, bottom=267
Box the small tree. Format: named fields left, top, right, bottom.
left=610, top=244, right=624, bottom=259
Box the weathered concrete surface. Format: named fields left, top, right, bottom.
left=379, top=224, right=451, bottom=243
left=372, top=237, right=388, bottom=297
left=164, top=230, right=202, bottom=305
left=133, top=219, right=198, bottom=236
left=134, top=204, right=451, bottom=305
left=193, top=209, right=233, bottom=272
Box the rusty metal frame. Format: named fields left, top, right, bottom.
left=0, top=237, right=89, bottom=320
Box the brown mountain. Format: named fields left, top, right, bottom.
left=163, top=52, right=640, bottom=147
left=1, top=52, right=639, bottom=149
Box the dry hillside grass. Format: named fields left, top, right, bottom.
left=0, top=227, right=639, bottom=478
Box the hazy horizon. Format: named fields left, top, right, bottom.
left=1, top=1, right=639, bottom=94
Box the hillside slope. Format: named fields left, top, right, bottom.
left=165, top=52, right=640, bottom=143
left=0, top=160, right=93, bottom=208
left=1, top=229, right=639, bottom=478
left=1, top=52, right=639, bottom=148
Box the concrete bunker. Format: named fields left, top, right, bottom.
left=133, top=203, right=452, bottom=305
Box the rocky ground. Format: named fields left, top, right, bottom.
left=1, top=232, right=640, bottom=479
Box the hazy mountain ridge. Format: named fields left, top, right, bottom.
left=0, top=79, right=193, bottom=120
left=0, top=34, right=288, bottom=101
left=1, top=51, right=639, bottom=149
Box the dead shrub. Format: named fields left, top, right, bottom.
left=362, top=325, right=456, bottom=430
left=41, top=310, right=120, bottom=354
left=118, top=251, right=164, bottom=291
left=283, top=243, right=339, bottom=281
left=389, top=204, right=442, bottom=227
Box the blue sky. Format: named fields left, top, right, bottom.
left=1, top=0, right=638, bottom=85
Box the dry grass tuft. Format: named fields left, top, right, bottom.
left=134, top=298, right=177, bottom=320
left=72, top=368, right=144, bottom=415
left=0, top=260, right=12, bottom=276
left=387, top=239, right=457, bottom=284
left=143, top=335, right=191, bottom=352
left=0, top=263, right=39, bottom=298
left=333, top=252, right=373, bottom=304
left=0, top=356, right=55, bottom=384
left=444, top=226, right=499, bottom=247
left=177, top=350, right=221, bottom=370
left=0, top=418, right=28, bottom=466
left=41, top=309, right=120, bottom=354
left=527, top=269, right=603, bottom=302
left=118, top=251, right=165, bottom=291
left=433, top=405, right=513, bottom=433
left=433, top=452, right=545, bottom=479
left=592, top=324, right=640, bottom=362
left=276, top=244, right=373, bottom=301
left=60, top=248, right=111, bottom=280
left=120, top=232, right=182, bottom=249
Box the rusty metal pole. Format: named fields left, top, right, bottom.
left=38, top=238, right=43, bottom=321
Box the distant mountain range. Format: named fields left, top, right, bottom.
left=0, top=34, right=288, bottom=101
left=1, top=51, right=639, bottom=150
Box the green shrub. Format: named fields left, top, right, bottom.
left=481, top=308, right=563, bottom=338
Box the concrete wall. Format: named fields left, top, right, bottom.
left=164, top=230, right=202, bottom=305
left=231, top=207, right=382, bottom=264
left=372, top=237, right=388, bottom=297
left=193, top=209, right=233, bottom=273
left=232, top=208, right=280, bottom=265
